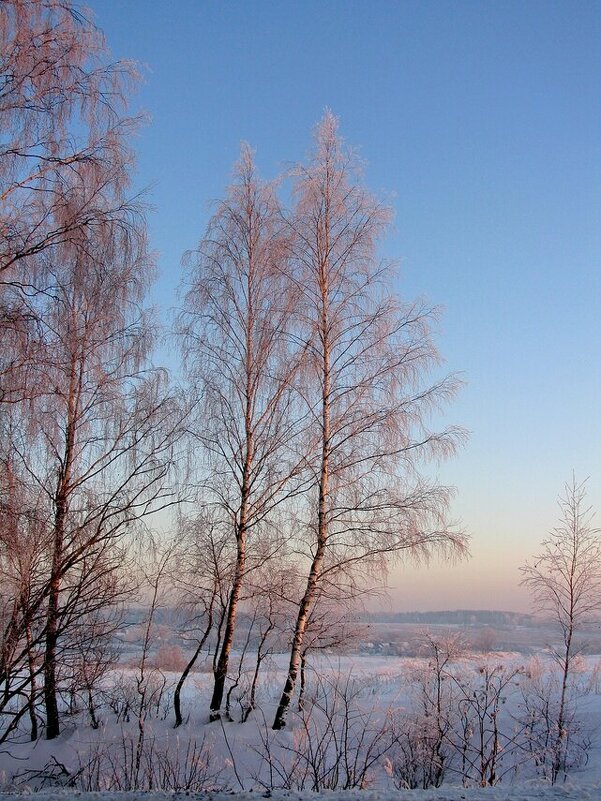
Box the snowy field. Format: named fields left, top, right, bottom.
left=1, top=651, right=601, bottom=800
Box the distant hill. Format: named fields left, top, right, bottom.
left=369, top=610, right=535, bottom=627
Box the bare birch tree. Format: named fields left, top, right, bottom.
left=0, top=0, right=183, bottom=748
left=272, top=111, right=467, bottom=729
left=520, top=476, right=601, bottom=782
left=180, top=147, right=306, bottom=720
left=0, top=0, right=178, bottom=743
left=4, top=212, right=177, bottom=739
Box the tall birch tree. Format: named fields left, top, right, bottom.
left=181, top=147, right=305, bottom=720
left=272, top=112, right=467, bottom=729
left=4, top=213, right=176, bottom=740
left=0, top=0, right=176, bottom=742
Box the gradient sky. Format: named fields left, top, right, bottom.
left=88, top=0, right=601, bottom=613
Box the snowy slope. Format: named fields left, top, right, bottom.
left=2, top=654, right=601, bottom=800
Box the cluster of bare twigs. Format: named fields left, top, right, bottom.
left=390, top=634, right=593, bottom=789
left=251, top=672, right=396, bottom=791
left=12, top=735, right=222, bottom=793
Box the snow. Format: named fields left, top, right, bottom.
left=0, top=786, right=598, bottom=800
left=2, top=653, right=601, bottom=801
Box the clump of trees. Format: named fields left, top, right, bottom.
left=0, top=10, right=601, bottom=790
left=3, top=7, right=599, bottom=796
left=1, top=0, right=469, bottom=778
left=179, top=112, right=467, bottom=730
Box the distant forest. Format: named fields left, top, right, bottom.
left=371, top=610, right=534, bottom=626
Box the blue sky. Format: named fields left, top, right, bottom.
left=89, top=0, right=601, bottom=611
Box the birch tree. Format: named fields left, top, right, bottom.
left=521, top=476, right=601, bottom=782
left=4, top=215, right=176, bottom=740
left=181, top=147, right=305, bottom=720
left=272, top=111, right=467, bottom=729
left=0, top=0, right=176, bottom=743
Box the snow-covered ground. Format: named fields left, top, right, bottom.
left=0, top=785, right=599, bottom=800
left=2, top=652, right=601, bottom=800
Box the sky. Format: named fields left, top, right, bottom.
left=88, top=0, right=601, bottom=613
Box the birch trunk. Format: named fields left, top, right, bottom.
left=272, top=179, right=331, bottom=730
left=44, top=348, right=79, bottom=740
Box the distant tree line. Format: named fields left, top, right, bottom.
left=375, top=610, right=534, bottom=626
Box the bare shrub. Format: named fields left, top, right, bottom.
left=75, top=732, right=224, bottom=792
left=390, top=632, right=466, bottom=789
left=254, top=671, right=395, bottom=791
left=12, top=756, right=77, bottom=790
left=106, top=670, right=169, bottom=724
left=519, top=658, right=591, bottom=780
left=585, top=660, right=601, bottom=695
left=10, top=732, right=223, bottom=792
left=448, top=662, right=527, bottom=787
left=153, top=645, right=188, bottom=673
left=473, top=627, right=498, bottom=654
left=390, top=714, right=441, bottom=790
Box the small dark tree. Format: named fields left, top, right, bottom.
left=172, top=516, right=233, bottom=727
